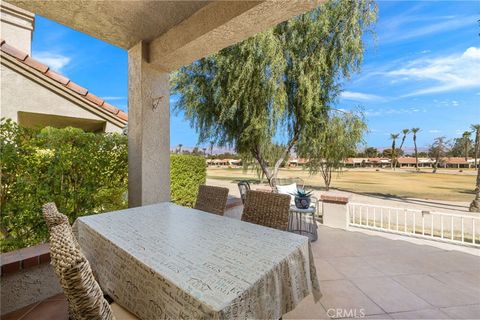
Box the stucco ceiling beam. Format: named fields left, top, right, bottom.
left=148, top=0, right=325, bottom=71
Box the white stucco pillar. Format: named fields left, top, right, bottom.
left=128, top=41, right=170, bottom=207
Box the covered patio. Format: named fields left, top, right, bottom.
left=4, top=223, right=480, bottom=319
left=2, top=1, right=479, bottom=319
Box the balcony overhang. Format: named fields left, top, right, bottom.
left=6, top=0, right=324, bottom=71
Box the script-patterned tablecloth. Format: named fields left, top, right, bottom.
left=73, top=202, right=321, bottom=320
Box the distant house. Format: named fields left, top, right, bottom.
left=206, top=158, right=242, bottom=167
left=0, top=3, right=127, bottom=133
left=397, top=157, right=434, bottom=168
left=443, top=157, right=475, bottom=169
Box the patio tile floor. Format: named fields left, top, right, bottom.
left=4, top=225, right=479, bottom=319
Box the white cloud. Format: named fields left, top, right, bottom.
left=420, top=50, right=431, bottom=54
left=387, top=47, right=480, bottom=96
left=428, top=129, right=441, bottom=133
left=34, top=52, right=71, bottom=72
left=381, top=15, right=476, bottom=44
left=340, top=91, right=383, bottom=102
left=365, top=107, right=424, bottom=117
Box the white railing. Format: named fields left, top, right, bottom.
left=348, top=203, right=480, bottom=248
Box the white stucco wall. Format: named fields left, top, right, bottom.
left=0, top=64, right=124, bottom=133
left=0, top=2, right=34, bottom=55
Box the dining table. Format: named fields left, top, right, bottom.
left=73, top=202, right=321, bottom=320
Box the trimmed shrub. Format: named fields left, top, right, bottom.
left=170, top=154, right=206, bottom=207
left=0, top=119, right=128, bottom=252
left=0, top=119, right=206, bottom=252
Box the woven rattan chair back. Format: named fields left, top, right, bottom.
left=241, top=190, right=291, bottom=231
left=42, top=203, right=115, bottom=320
left=271, top=177, right=305, bottom=192
left=194, top=185, right=229, bottom=215
left=237, top=181, right=251, bottom=204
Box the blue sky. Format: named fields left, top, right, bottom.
left=31, top=1, right=479, bottom=152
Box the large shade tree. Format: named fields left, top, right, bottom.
left=298, top=110, right=367, bottom=190
left=172, top=0, right=377, bottom=185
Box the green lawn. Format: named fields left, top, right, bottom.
left=207, top=167, right=476, bottom=202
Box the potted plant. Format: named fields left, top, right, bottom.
left=291, top=188, right=313, bottom=209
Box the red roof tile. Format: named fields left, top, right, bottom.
left=0, top=40, right=127, bottom=122
left=102, top=102, right=119, bottom=115
left=117, top=111, right=128, bottom=121
left=85, top=93, right=104, bottom=106
left=23, top=56, right=49, bottom=73
left=397, top=157, right=416, bottom=164
left=66, top=81, right=88, bottom=96
left=1, top=42, right=28, bottom=61
left=45, top=69, right=70, bottom=85
left=444, top=157, right=470, bottom=164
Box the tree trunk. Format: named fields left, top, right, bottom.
left=465, top=141, right=469, bottom=161
left=320, top=164, right=331, bottom=191
left=414, top=136, right=419, bottom=171
left=251, top=129, right=299, bottom=187
left=475, top=131, right=479, bottom=169
left=469, top=164, right=480, bottom=212
left=251, top=147, right=273, bottom=185
left=433, top=155, right=439, bottom=173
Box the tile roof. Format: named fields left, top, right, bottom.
left=0, top=39, right=128, bottom=123
left=443, top=157, right=472, bottom=164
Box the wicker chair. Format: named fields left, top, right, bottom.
left=194, top=185, right=229, bottom=215
left=237, top=181, right=251, bottom=204
left=42, top=203, right=137, bottom=320
left=271, top=177, right=305, bottom=192
left=241, top=190, right=291, bottom=231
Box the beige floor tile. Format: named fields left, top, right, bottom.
left=440, top=304, right=480, bottom=319
left=326, top=257, right=385, bottom=279
left=363, top=254, right=430, bottom=276
left=351, top=277, right=431, bottom=313
left=430, top=271, right=480, bottom=294
left=315, top=259, right=345, bottom=281
left=344, top=314, right=392, bottom=319
left=389, top=308, right=450, bottom=319
left=284, top=295, right=330, bottom=320
left=319, top=280, right=384, bottom=317
left=393, top=274, right=479, bottom=307
left=418, top=251, right=479, bottom=273
left=312, top=243, right=358, bottom=259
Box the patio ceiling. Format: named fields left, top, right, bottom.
left=6, top=0, right=324, bottom=71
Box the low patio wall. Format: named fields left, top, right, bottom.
left=0, top=244, right=62, bottom=315
left=320, top=195, right=350, bottom=229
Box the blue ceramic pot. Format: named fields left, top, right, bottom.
left=294, top=196, right=311, bottom=209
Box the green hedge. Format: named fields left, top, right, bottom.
left=0, top=119, right=206, bottom=252
left=170, top=154, right=206, bottom=207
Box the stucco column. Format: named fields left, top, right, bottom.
left=128, top=41, right=170, bottom=207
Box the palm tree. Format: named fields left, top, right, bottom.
left=429, top=137, right=448, bottom=173
left=470, top=124, right=480, bottom=212
left=209, top=141, right=214, bottom=156
left=390, top=133, right=399, bottom=170
left=411, top=128, right=420, bottom=171
left=202, top=147, right=207, bottom=156
left=398, top=128, right=410, bottom=152
left=178, top=144, right=183, bottom=154
left=462, top=131, right=471, bottom=161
